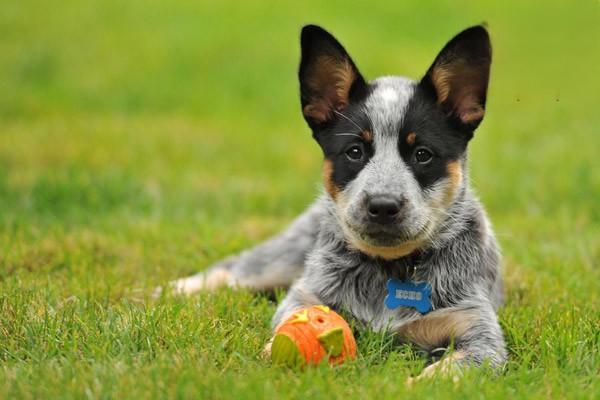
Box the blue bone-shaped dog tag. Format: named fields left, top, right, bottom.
left=384, top=279, right=432, bottom=314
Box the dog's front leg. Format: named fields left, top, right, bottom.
left=401, top=301, right=507, bottom=383
left=155, top=198, right=327, bottom=297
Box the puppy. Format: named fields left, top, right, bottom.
left=166, top=25, right=507, bottom=377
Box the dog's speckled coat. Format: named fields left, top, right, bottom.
left=166, top=25, right=508, bottom=374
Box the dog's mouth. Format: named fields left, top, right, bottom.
left=341, top=219, right=430, bottom=259
left=345, top=219, right=428, bottom=243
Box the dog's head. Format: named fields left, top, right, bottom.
left=299, top=25, right=491, bottom=260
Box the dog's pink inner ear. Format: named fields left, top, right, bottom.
left=302, top=56, right=357, bottom=123
left=430, top=60, right=488, bottom=125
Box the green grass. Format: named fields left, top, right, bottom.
left=1, top=0, right=599, bottom=398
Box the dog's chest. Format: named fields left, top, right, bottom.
left=310, top=257, right=425, bottom=331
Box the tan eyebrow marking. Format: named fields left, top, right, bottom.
left=361, top=130, right=373, bottom=143
left=322, top=159, right=339, bottom=200
left=406, top=132, right=417, bottom=145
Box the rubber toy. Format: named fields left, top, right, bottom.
left=271, top=305, right=357, bottom=367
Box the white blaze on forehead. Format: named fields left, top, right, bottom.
left=365, top=76, right=416, bottom=135
left=379, top=87, right=399, bottom=104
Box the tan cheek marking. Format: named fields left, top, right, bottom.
left=444, top=160, right=463, bottom=205
left=361, top=130, right=373, bottom=143
left=406, top=132, right=417, bottom=145
left=398, top=309, right=476, bottom=350
left=322, top=159, right=340, bottom=200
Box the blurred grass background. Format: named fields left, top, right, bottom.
left=1, top=0, right=599, bottom=398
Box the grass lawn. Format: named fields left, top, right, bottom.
left=1, top=0, right=599, bottom=398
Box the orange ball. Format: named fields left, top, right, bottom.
left=271, top=305, right=357, bottom=367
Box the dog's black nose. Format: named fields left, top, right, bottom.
left=367, top=196, right=402, bottom=224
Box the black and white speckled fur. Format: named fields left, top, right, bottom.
left=165, top=25, right=508, bottom=374
left=274, top=190, right=505, bottom=368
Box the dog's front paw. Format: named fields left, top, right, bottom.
left=151, top=280, right=185, bottom=299
left=152, top=269, right=233, bottom=299
left=406, top=351, right=464, bottom=386
left=262, top=337, right=274, bottom=360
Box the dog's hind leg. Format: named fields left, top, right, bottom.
left=159, top=198, right=326, bottom=296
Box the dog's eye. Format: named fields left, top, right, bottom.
left=415, top=148, right=433, bottom=164
left=346, top=145, right=363, bottom=161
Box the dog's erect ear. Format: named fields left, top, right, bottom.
left=299, top=25, right=368, bottom=128
left=420, top=26, right=491, bottom=131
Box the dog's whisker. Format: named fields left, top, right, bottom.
left=334, top=132, right=363, bottom=138
left=362, top=107, right=375, bottom=131
left=333, top=109, right=363, bottom=131
left=430, top=207, right=466, bottom=227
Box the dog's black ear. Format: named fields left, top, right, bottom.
left=299, top=25, right=368, bottom=128
left=420, top=25, right=491, bottom=132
